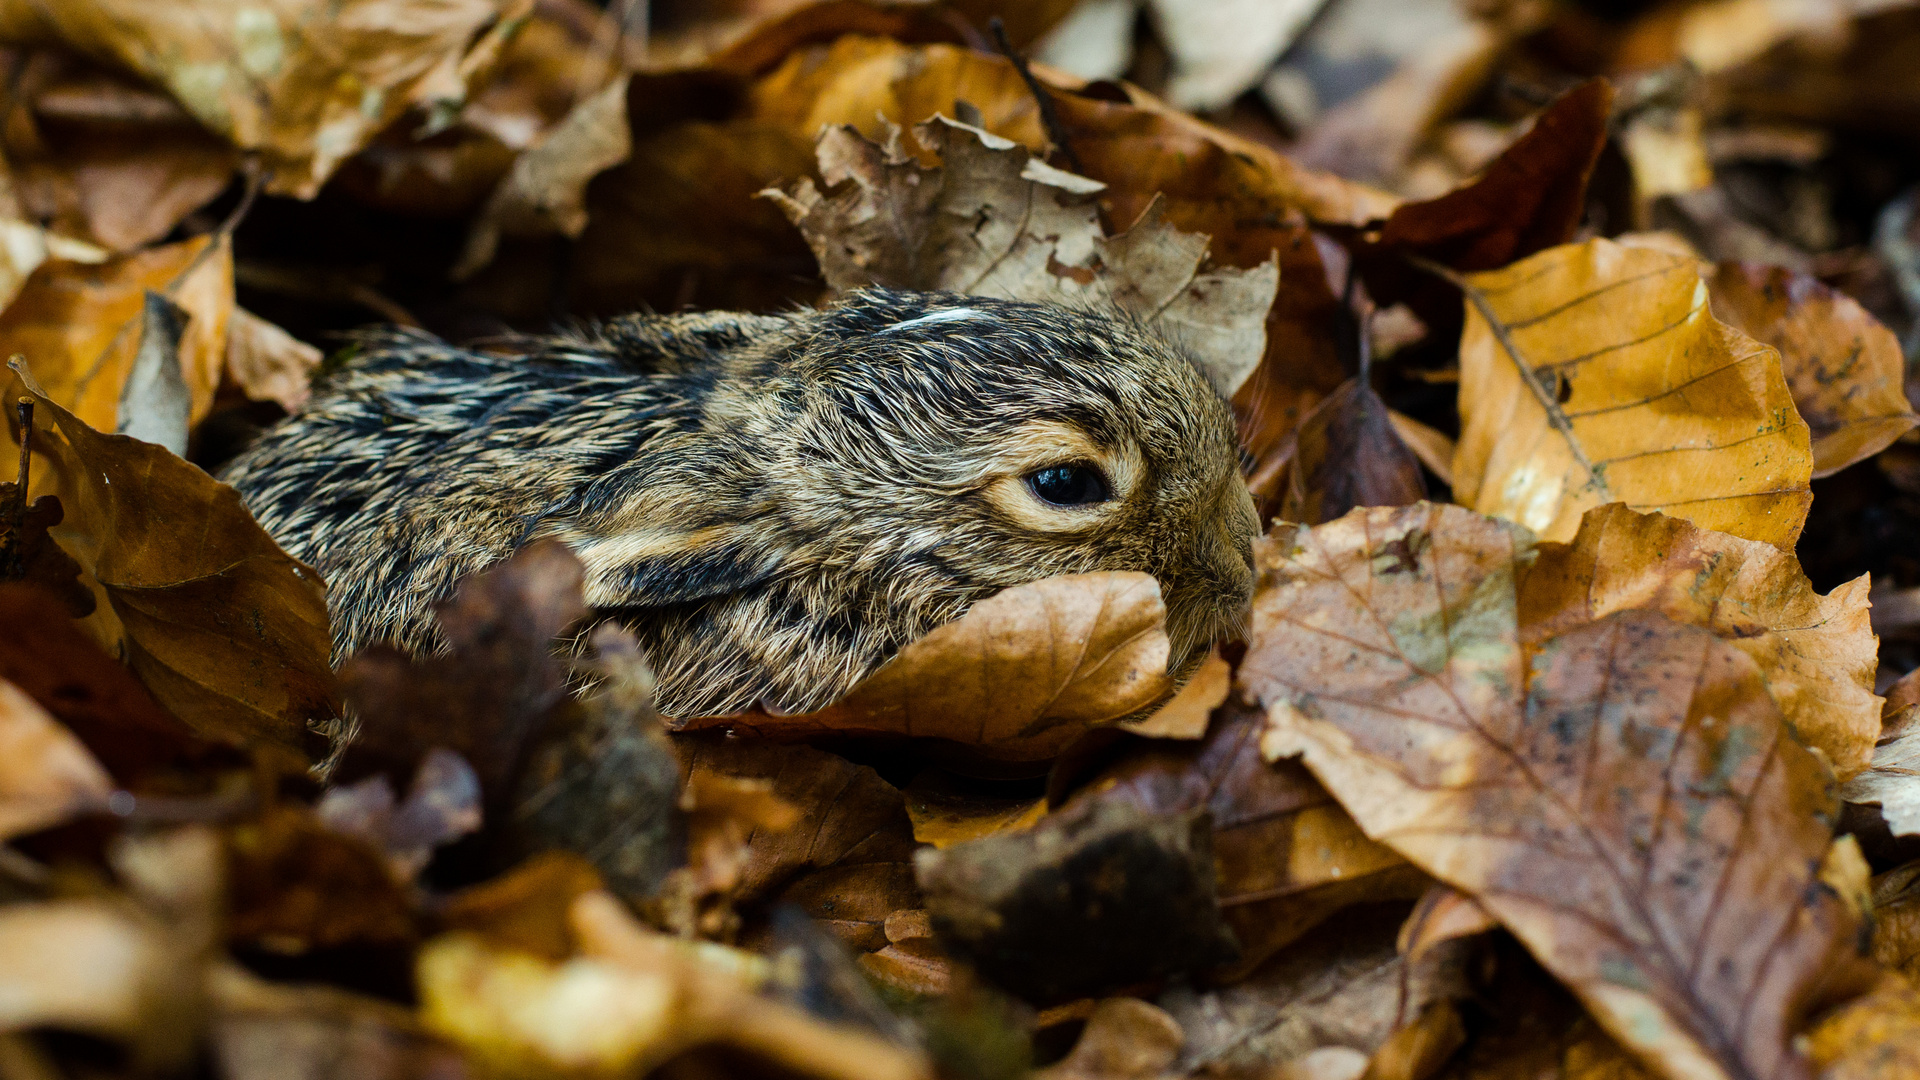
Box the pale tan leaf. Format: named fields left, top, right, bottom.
left=0, top=676, right=111, bottom=840
left=224, top=307, right=322, bottom=414
left=668, top=572, right=1176, bottom=763
left=1449, top=238, right=1813, bottom=546
left=1245, top=503, right=1871, bottom=1080
left=1519, top=503, right=1881, bottom=778
left=1035, top=997, right=1184, bottom=1080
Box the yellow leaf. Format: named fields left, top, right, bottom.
left=1449, top=238, right=1813, bottom=546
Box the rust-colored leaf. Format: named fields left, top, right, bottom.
left=1245, top=503, right=1874, bottom=1080
left=1707, top=261, right=1917, bottom=478
left=1450, top=238, right=1813, bottom=546
left=1519, top=503, right=1881, bottom=778
left=1072, top=698, right=1426, bottom=981
left=5, top=363, right=333, bottom=764
left=669, top=572, right=1179, bottom=763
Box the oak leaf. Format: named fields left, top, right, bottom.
left=1450, top=238, right=1813, bottom=546
left=1706, top=262, right=1917, bottom=478
left=1519, top=503, right=1881, bottom=779
left=766, top=115, right=1279, bottom=399
left=668, top=572, right=1180, bottom=763
left=0, top=0, right=520, bottom=198
left=1244, top=503, right=1871, bottom=1080
left=5, top=363, right=333, bottom=764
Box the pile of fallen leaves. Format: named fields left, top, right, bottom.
left=9, top=1, right=1920, bottom=1078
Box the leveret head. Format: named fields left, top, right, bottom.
left=551, top=288, right=1259, bottom=717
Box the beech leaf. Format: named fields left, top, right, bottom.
left=1519, top=503, right=1881, bottom=779
left=1449, top=238, right=1813, bottom=547
left=1244, top=503, right=1871, bottom=1080
left=1706, top=262, right=1918, bottom=478
left=667, top=572, right=1179, bottom=763
left=6, top=361, right=334, bottom=764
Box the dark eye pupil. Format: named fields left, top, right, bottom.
left=1028, top=464, right=1110, bottom=506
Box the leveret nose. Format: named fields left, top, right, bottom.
left=1204, top=479, right=1259, bottom=602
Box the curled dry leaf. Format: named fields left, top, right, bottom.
left=670, top=572, right=1178, bottom=763
left=5, top=364, right=333, bottom=764
left=1842, top=701, right=1920, bottom=838
left=0, top=675, right=110, bottom=840
left=0, top=0, right=518, bottom=198
left=1160, top=904, right=1471, bottom=1080
left=1073, top=697, right=1425, bottom=981
left=1245, top=503, right=1874, bottom=1080
left=1706, top=261, right=1918, bottom=478
left=1519, top=503, right=1881, bottom=779
left=767, top=115, right=1279, bottom=399
left=224, top=307, right=322, bottom=414
left=1450, top=238, right=1813, bottom=547
left=1146, top=0, right=1328, bottom=113
left=0, top=234, right=231, bottom=433
left=0, top=217, right=106, bottom=313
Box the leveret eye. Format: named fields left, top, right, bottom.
left=1025, top=463, right=1112, bottom=507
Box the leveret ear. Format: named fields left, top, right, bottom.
left=536, top=520, right=782, bottom=610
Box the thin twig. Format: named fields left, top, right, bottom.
left=9, top=398, right=29, bottom=521
left=1404, top=252, right=1611, bottom=501
left=987, top=16, right=1085, bottom=176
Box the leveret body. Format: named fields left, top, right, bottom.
left=225, top=289, right=1258, bottom=718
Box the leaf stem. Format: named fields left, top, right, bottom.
left=987, top=17, right=1086, bottom=177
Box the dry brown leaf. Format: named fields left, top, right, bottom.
left=1451, top=238, right=1813, bottom=547
left=0, top=218, right=105, bottom=313
left=455, top=72, right=633, bottom=278
left=767, top=115, right=1279, bottom=399
left=1707, top=261, right=1917, bottom=478
left=0, top=0, right=519, bottom=199
left=208, top=963, right=472, bottom=1080
left=902, top=769, right=1046, bottom=850
left=0, top=899, right=200, bottom=1068
left=224, top=307, right=321, bottom=414
left=1397, top=885, right=1498, bottom=965
left=1245, top=503, right=1874, bottom=1080
left=1518, top=503, right=1881, bottom=779
left=1277, top=375, right=1427, bottom=526
left=1035, top=996, right=1184, bottom=1080
left=1077, top=697, right=1426, bottom=981
left=1871, top=863, right=1920, bottom=983
left=1161, top=904, right=1472, bottom=1079
left=0, top=675, right=110, bottom=839
left=1803, top=973, right=1920, bottom=1080
left=673, top=733, right=919, bottom=954
left=0, top=235, right=232, bottom=435
left=669, top=572, right=1178, bottom=763
left=4, top=364, right=334, bottom=763
left=1147, top=0, right=1328, bottom=112
left=1124, top=647, right=1230, bottom=740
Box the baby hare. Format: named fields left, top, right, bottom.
left=224, top=289, right=1259, bottom=718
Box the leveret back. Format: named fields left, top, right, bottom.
left=224, top=289, right=1258, bottom=718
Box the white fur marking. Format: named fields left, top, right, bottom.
left=882, top=307, right=982, bottom=333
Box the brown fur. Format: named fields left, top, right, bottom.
left=223, top=289, right=1257, bottom=717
